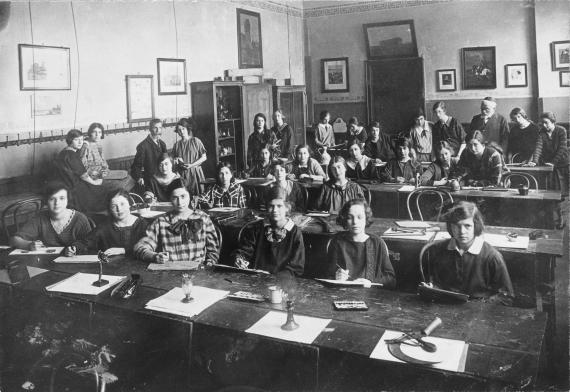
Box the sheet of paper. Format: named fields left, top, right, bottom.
left=0, top=266, right=49, bottom=284
left=208, top=207, right=241, bottom=213
left=382, top=228, right=434, bottom=241
left=134, top=210, right=165, bottom=218
left=10, top=247, right=63, bottom=255
left=147, top=261, right=201, bottom=271
left=213, top=264, right=270, bottom=275
left=153, top=202, right=173, bottom=208
left=395, top=220, right=432, bottom=229
left=370, top=330, right=468, bottom=372
left=0, top=245, right=11, bottom=250
left=46, top=272, right=126, bottom=295
left=306, top=212, right=330, bottom=217
left=105, top=247, right=126, bottom=256
left=104, top=170, right=128, bottom=180
left=483, top=233, right=530, bottom=250
left=54, top=254, right=100, bottom=263
left=245, top=311, right=331, bottom=344
left=314, top=278, right=383, bottom=287
left=433, top=231, right=452, bottom=241
left=145, top=286, right=229, bottom=318
left=398, top=185, right=416, bottom=192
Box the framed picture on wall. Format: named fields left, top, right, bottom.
left=435, top=69, right=456, bottom=92
left=321, top=57, right=349, bottom=93
left=461, top=46, right=496, bottom=89
left=126, top=75, right=154, bottom=123
left=504, top=63, right=528, bottom=88
left=550, top=41, right=570, bottom=71
left=363, top=20, right=418, bottom=60
left=560, top=71, right=570, bottom=87
left=237, top=8, right=263, bottom=69
left=18, top=44, right=71, bottom=90
left=157, top=58, right=187, bottom=95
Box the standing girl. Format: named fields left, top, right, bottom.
left=172, top=117, right=207, bottom=197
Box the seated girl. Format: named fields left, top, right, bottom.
left=232, top=187, right=305, bottom=276
left=419, top=141, right=459, bottom=186
left=345, top=141, right=377, bottom=180
left=346, top=117, right=368, bottom=147
left=144, top=153, right=185, bottom=202
left=200, top=162, right=246, bottom=209
left=451, top=130, right=503, bottom=186
left=248, top=147, right=275, bottom=178
left=363, top=121, right=395, bottom=162
left=90, top=190, right=148, bottom=256
left=287, top=144, right=326, bottom=181
left=266, top=162, right=306, bottom=212
left=10, top=182, right=93, bottom=256
left=314, top=156, right=365, bottom=214
left=327, top=199, right=396, bottom=288
left=421, top=201, right=514, bottom=303
left=80, top=122, right=109, bottom=179
left=380, top=137, right=421, bottom=184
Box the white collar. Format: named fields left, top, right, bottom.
left=447, top=236, right=484, bottom=255
left=264, top=218, right=294, bottom=231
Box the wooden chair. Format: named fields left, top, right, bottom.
left=406, top=188, right=454, bottom=221
left=128, top=192, right=145, bottom=204
left=214, top=221, right=223, bottom=251
left=502, top=172, right=538, bottom=190
left=1, top=196, right=44, bottom=240
left=418, top=241, right=438, bottom=283
left=358, top=183, right=372, bottom=206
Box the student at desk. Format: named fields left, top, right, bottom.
left=134, top=186, right=219, bottom=266
left=507, top=108, right=539, bottom=163
left=327, top=199, right=396, bottom=288
left=452, top=131, right=503, bottom=186
left=233, top=187, right=304, bottom=276
left=346, top=141, right=377, bottom=180
left=247, top=113, right=278, bottom=169
left=267, top=162, right=305, bottom=212
left=422, top=201, right=514, bottom=302
left=287, top=144, right=326, bottom=181
left=200, top=162, right=246, bottom=209
left=314, top=156, right=365, bottom=214
left=10, top=182, right=93, bottom=256
left=380, top=137, right=421, bottom=184
left=363, top=121, right=395, bottom=162
left=346, top=117, right=368, bottom=147
left=144, top=153, right=185, bottom=203
left=248, top=147, right=275, bottom=178
left=419, top=141, right=459, bottom=186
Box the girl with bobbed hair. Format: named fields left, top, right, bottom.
left=421, top=201, right=514, bottom=302
left=247, top=113, right=278, bottom=168
left=326, top=198, right=395, bottom=288
left=266, top=161, right=306, bottom=212
left=363, top=121, right=395, bottom=162
left=432, top=101, right=466, bottom=158
left=80, top=122, right=109, bottom=179
left=380, top=137, right=421, bottom=184
left=144, top=153, right=185, bottom=202
left=314, top=156, right=365, bottom=213
left=419, top=141, right=459, bottom=186
left=287, top=144, right=326, bottom=181
left=346, top=116, right=367, bottom=147
left=451, top=130, right=503, bottom=186
left=507, top=108, right=539, bottom=163
left=271, top=109, right=293, bottom=159
left=172, top=117, right=207, bottom=197
left=199, top=161, right=246, bottom=209
left=314, top=110, right=335, bottom=149
left=345, top=141, right=377, bottom=180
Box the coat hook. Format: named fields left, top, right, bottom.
left=16, top=133, right=20, bottom=146
left=5, top=135, right=8, bottom=148
left=39, top=131, right=43, bottom=144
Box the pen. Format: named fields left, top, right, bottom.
left=224, top=278, right=233, bottom=283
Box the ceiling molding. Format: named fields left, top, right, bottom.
left=303, top=0, right=450, bottom=18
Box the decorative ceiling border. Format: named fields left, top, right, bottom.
left=227, top=0, right=304, bottom=17
left=303, top=0, right=450, bottom=18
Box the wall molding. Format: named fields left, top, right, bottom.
left=303, top=0, right=450, bottom=18
left=227, top=0, right=303, bottom=17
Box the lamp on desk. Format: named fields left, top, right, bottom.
left=92, top=250, right=110, bottom=287
left=280, top=273, right=300, bottom=331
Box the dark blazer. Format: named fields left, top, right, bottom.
left=468, top=113, right=510, bottom=154
left=130, top=135, right=167, bottom=184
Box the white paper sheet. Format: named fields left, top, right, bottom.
left=104, top=247, right=126, bottom=256
left=0, top=245, right=11, bottom=250
left=370, top=330, right=468, bottom=372
left=314, top=278, right=383, bottom=287
left=134, top=210, right=165, bottom=218
left=0, top=266, right=49, bottom=284
left=208, top=207, right=241, bottom=212
left=305, top=212, right=330, bottom=217
left=382, top=228, right=435, bottom=241
left=145, top=286, right=229, bottom=318
left=147, top=261, right=201, bottom=271
left=433, top=232, right=530, bottom=250
left=395, top=220, right=432, bottom=229
left=152, top=202, right=173, bottom=208
left=245, top=311, right=331, bottom=344
left=46, top=272, right=126, bottom=295
left=10, top=247, right=63, bottom=255
left=433, top=231, right=452, bottom=241
left=398, top=185, right=416, bottom=192
left=54, top=255, right=100, bottom=263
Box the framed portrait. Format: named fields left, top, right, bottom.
left=560, top=71, right=570, bottom=87
left=321, top=57, right=349, bottom=93
left=237, top=8, right=263, bottom=69
left=504, top=63, right=528, bottom=88
left=435, top=69, right=457, bottom=92
left=461, top=46, right=496, bottom=90
left=550, top=41, right=570, bottom=71
left=18, top=44, right=70, bottom=90
left=157, top=58, right=187, bottom=95
left=126, top=75, right=154, bottom=123
left=363, top=20, right=417, bottom=60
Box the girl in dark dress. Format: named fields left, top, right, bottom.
left=314, top=156, right=365, bottom=214
left=432, top=101, right=466, bottom=157
left=451, top=131, right=503, bottom=186
left=172, top=117, right=207, bottom=197
left=363, top=121, right=395, bottom=162
left=144, top=153, right=185, bottom=202
left=345, top=141, right=377, bottom=180
left=327, top=199, right=395, bottom=288
left=248, top=147, right=275, bottom=178
left=381, top=137, right=421, bottom=184
left=233, top=187, right=305, bottom=276
left=419, top=141, right=459, bottom=186
left=508, top=108, right=539, bottom=163
left=247, top=113, right=278, bottom=168
left=272, top=109, right=293, bottom=159
left=346, top=117, right=368, bottom=147
left=267, top=162, right=306, bottom=212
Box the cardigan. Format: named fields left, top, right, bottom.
left=380, top=159, right=421, bottom=183
left=452, top=147, right=503, bottom=186
left=327, top=232, right=396, bottom=288
left=432, top=116, right=466, bottom=156
left=131, top=135, right=167, bottom=184
left=419, top=158, right=459, bottom=186
left=531, top=125, right=568, bottom=168
left=508, top=122, right=540, bottom=162
left=314, top=180, right=365, bottom=214
left=468, top=113, right=510, bottom=154
left=91, top=217, right=148, bottom=255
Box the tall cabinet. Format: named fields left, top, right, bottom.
left=190, top=81, right=272, bottom=177
left=272, top=86, right=307, bottom=157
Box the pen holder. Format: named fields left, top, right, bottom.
left=518, top=186, right=529, bottom=196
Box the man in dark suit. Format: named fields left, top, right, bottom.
left=468, top=97, right=510, bottom=155
left=131, top=119, right=167, bottom=189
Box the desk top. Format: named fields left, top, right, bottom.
left=506, top=164, right=554, bottom=173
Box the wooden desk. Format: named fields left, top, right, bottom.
left=506, top=164, right=554, bottom=189
left=0, top=255, right=548, bottom=391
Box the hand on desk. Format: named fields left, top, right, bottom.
left=154, top=252, right=169, bottom=264
left=335, top=267, right=350, bottom=281
left=63, top=246, right=77, bottom=257
left=234, top=256, right=249, bottom=269
left=353, top=278, right=372, bottom=288
left=524, top=162, right=536, bottom=167
left=29, top=240, right=46, bottom=251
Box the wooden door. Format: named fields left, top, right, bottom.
left=242, top=84, right=273, bottom=168
left=276, top=87, right=307, bottom=155
left=366, top=58, right=424, bottom=135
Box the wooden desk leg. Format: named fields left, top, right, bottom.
left=535, top=257, right=543, bottom=312
left=187, top=322, right=193, bottom=384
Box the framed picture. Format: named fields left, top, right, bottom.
left=560, top=71, right=570, bottom=87
left=321, top=57, right=349, bottom=93
left=237, top=8, right=263, bottom=69
left=125, top=75, right=154, bottom=123
left=461, top=46, right=496, bottom=90
left=435, top=69, right=457, bottom=92
left=363, top=20, right=417, bottom=60
left=18, top=44, right=70, bottom=90
left=504, top=63, right=528, bottom=88
left=157, top=58, right=187, bottom=95
left=550, top=40, right=570, bottom=71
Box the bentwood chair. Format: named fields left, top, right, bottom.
left=502, top=172, right=539, bottom=190
left=406, top=188, right=454, bottom=222
left=1, top=196, right=44, bottom=241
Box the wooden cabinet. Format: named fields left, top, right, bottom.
left=272, top=86, right=307, bottom=156
left=190, top=81, right=273, bottom=177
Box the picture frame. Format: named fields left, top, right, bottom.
left=461, top=46, right=496, bottom=90
left=125, top=75, right=154, bottom=123
left=157, top=58, right=187, bottom=95
left=18, top=44, right=71, bottom=90
left=550, top=40, right=570, bottom=71
left=237, top=8, right=263, bottom=69
left=363, top=20, right=418, bottom=60
left=560, top=71, right=570, bottom=87
left=504, top=63, right=528, bottom=88
left=435, top=69, right=457, bottom=92
left=321, top=57, right=349, bottom=93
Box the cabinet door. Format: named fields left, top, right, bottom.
left=242, top=84, right=273, bottom=167
left=290, top=91, right=306, bottom=148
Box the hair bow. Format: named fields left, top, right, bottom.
left=168, top=219, right=203, bottom=242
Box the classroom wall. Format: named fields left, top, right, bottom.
left=0, top=0, right=304, bottom=180
left=304, top=0, right=568, bottom=128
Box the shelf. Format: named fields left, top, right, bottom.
left=217, top=118, right=241, bottom=123
left=219, top=153, right=235, bottom=158
left=218, top=137, right=235, bottom=141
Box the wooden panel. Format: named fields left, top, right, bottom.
left=191, top=82, right=217, bottom=178
left=242, top=84, right=273, bottom=167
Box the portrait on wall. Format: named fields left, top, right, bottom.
left=505, top=63, right=528, bottom=88
left=18, top=44, right=71, bottom=90
left=560, top=71, right=570, bottom=87
left=157, top=58, right=187, bottom=95
left=237, top=8, right=263, bottom=69
left=436, top=69, right=457, bottom=92
left=321, top=57, right=349, bottom=93
left=461, top=46, right=496, bottom=89
left=363, top=20, right=417, bottom=60
left=551, top=41, right=570, bottom=71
